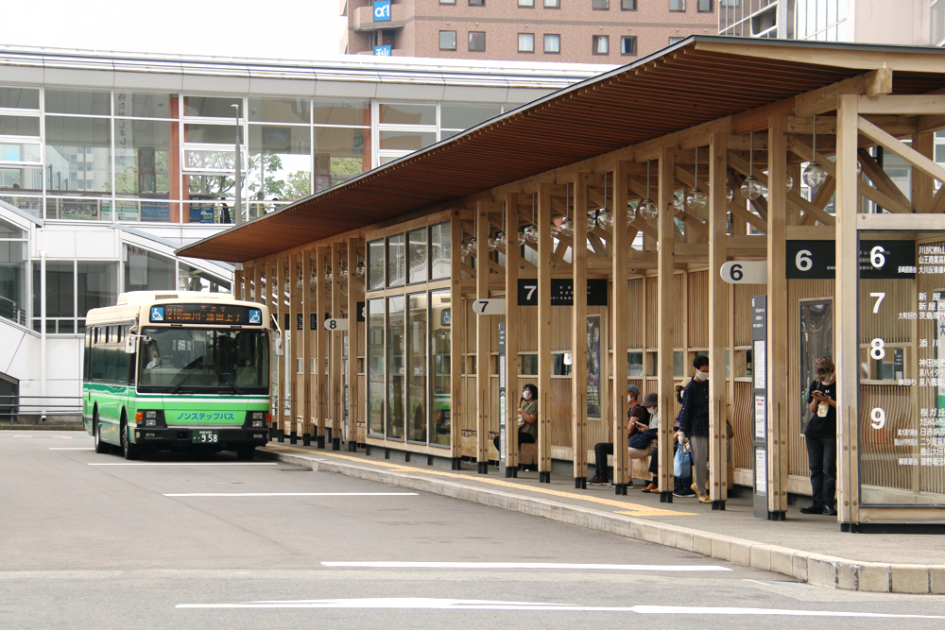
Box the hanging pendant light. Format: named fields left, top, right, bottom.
left=673, top=195, right=685, bottom=213
left=687, top=146, right=708, bottom=212
left=487, top=230, right=497, bottom=251
left=559, top=182, right=574, bottom=236
left=495, top=231, right=507, bottom=250
left=525, top=194, right=539, bottom=243
left=517, top=230, right=527, bottom=247
left=596, top=171, right=614, bottom=230
left=626, top=200, right=637, bottom=224
left=726, top=184, right=734, bottom=203
left=355, top=261, right=365, bottom=277
left=803, top=113, right=828, bottom=190
left=741, top=131, right=764, bottom=201
left=785, top=172, right=794, bottom=192
left=639, top=161, right=659, bottom=220
left=550, top=222, right=560, bottom=237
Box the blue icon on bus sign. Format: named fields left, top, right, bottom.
left=248, top=308, right=261, bottom=324
left=150, top=306, right=165, bottom=322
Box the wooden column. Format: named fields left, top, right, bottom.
left=449, top=211, right=464, bottom=467
left=288, top=253, right=299, bottom=442
left=301, top=250, right=313, bottom=445
left=347, top=237, right=363, bottom=450
left=315, top=246, right=328, bottom=448
left=330, top=242, right=343, bottom=450
left=571, top=174, right=589, bottom=486
left=475, top=202, right=492, bottom=472
left=835, top=95, right=860, bottom=525
left=504, top=194, right=521, bottom=474
left=708, top=132, right=729, bottom=508
left=766, top=115, right=789, bottom=516
left=656, top=147, right=676, bottom=501
left=537, top=183, right=553, bottom=482
left=275, top=258, right=286, bottom=440
left=611, top=163, right=630, bottom=494
left=253, top=261, right=262, bottom=306
left=234, top=267, right=243, bottom=300
left=913, top=131, right=935, bottom=214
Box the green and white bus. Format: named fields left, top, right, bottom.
left=82, top=291, right=279, bottom=460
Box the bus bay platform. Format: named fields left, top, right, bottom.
left=258, top=443, right=945, bottom=595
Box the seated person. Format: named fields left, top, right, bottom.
left=589, top=385, right=648, bottom=486
left=493, top=384, right=538, bottom=462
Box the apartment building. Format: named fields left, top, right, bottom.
left=342, top=0, right=719, bottom=63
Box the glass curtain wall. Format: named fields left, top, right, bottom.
left=366, top=221, right=451, bottom=447
left=0, top=87, right=43, bottom=218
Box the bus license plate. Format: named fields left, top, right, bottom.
left=192, top=430, right=219, bottom=444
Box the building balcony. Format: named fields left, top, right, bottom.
left=352, top=2, right=410, bottom=32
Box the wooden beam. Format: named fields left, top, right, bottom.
left=537, top=183, right=553, bottom=481
left=857, top=148, right=914, bottom=212
left=275, top=258, right=286, bottom=436
left=288, top=253, right=299, bottom=440
left=766, top=115, right=789, bottom=516
left=708, top=130, right=729, bottom=505
left=858, top=93, right=945, bottom=116
left=912, top=132, right=935, bottom=214
left=475, top=201, right=492, bottom=471
left=656, top=146, right=676, bottom=498
left=612, top=161, right=630, bottom=493
left=315, top=246, right=328, bottom=446
left=330, top=242, right=343, bottom=449
left=836, top=94, right=860, bottom=525
left=729, top=149, right=837, bottom=225
left=504, top=193, right=521, bottom=470
left=449, top=210, right=464, bottom=460
left=346, top=238, right=361, bottom=448
left=858, top=115, right=945, bottom=185
left=572, top=174, right=589, bottom=484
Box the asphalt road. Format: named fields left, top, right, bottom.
left=2, top=431, right=944, bottom=630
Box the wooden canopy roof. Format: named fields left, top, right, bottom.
left=178, top=36, right=945, bottom=263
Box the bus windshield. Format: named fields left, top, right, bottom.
left=138, top=327, right=270, bottom=395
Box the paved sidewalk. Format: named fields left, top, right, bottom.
left=259, top=442, right=945, bottom=595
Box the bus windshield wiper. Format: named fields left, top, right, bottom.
left=208, top=362, right=243, bottom=395
left=169, top=356, right=205, bottom=394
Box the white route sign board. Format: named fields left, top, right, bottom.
left=324, top=318, right=349, bottom=331
left=471, top=299, right=506, bottom=316
left=720, top=260, right=767, bottom=285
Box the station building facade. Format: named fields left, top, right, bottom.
left=0, top=46, right=603, bottom=422
left=181, top=37, right=945, bottom=528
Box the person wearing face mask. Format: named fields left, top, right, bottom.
left=588, top=385, right=648, bottom=485
left=677, top=355, right=711, bottom=504
left=801, top=356, right=838, bottom=516
left=493, top=383, right=539, bottom=462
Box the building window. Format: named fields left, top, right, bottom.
left=544, top=34, right=561, bottom=53
left=593, top=0, right=609, bottom=8
left=518, top=33, right=535, bottom=53
left=439, top=31, right=457, bottom=50
left=669, top=0, right=685, bottom=10
left=545, top=0, right=560, bottom=6
left=621, top=35, right=637, bottom=55
left=440, top=0, right=455, bottom=3
left=519, top=0, right=534, bottom=5
left=469, top=31, right=486, bottom=51
left=621, top=0, right=637, bottom=8
left=469, top=0, right=484, bottom=5
left=669, top=36, right=686, bottom=44
left=592, top=35, right=609, bottom=55
left=698, top=0, right=712, bottom=11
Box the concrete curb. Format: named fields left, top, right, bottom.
left=260, top=449, right=945, bottom=594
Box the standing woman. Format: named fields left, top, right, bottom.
left=494, top=383, right=538, bottom=456
left=801, top=356, right=838, bottom=516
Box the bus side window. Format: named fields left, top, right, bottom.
left=123, top=325, right=135, bottom=384
left=83, top=328, right=91, bottom=382
left=90, top=327, right=106, bottom=381
left=105, top=326, right=121, bottom=383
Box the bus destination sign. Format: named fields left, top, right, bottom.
left=149, top=304, right=263, bottom=326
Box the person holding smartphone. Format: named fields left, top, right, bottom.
left=589, top=385, right=648, bottom=485
left=801, top=356, right=838, bottom=516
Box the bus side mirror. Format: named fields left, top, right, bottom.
left=274, top=335, right=284, bottom=356
left=125, top=334, right=137, bottom=354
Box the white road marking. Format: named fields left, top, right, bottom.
left=321, top=562, right=731, bottom=572
left=88, top=462, right=278, bottom=467
left=13, top=435, right=33, bottom=438
left=164, top=492, right=418, bottom=497
left=50, top=447, right=95, bottom=451
left=175, top=598, right=945, bottom=618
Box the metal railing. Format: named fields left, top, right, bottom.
left=0, top=395, right=82, bottom=422
left=0, top=296, right=27, bottom=327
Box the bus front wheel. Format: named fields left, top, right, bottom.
left=120, top=418, right=139, bottom=461
left=93, top=412, right=110, bottom=455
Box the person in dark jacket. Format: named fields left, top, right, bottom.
left=677, top=355, right=710, bottom=504
left=801, top=356, right=838, bottom=516
left=589, top=385, right=648, bottom=485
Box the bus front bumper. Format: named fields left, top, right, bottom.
left=133, top=427, right=269, bottom=447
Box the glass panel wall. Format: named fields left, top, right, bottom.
left=248, top=124, right=311, bottom=211
left=77, top=262, right=118, bottom=328
left=430, top=289, right=451, bottom=445
left=367, top=239, right=384, bottom=291
left=178, top=262, right=232, bottom=292
left=387, top=295, right=406, bottom=439
left=407, top=228, right=426, bottom=284
left=387, top=233, right=405, bottom=287
left=430, top=221, right=450, bottom=279
left=124, top=244, right=175, bottom=293
left=367, top=297, right=385, bottom=436
left=407, top=292, right=427, bottom=442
